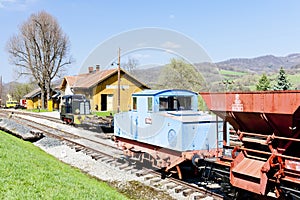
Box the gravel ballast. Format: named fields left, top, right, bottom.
left=34, top=136, right=177, bottom=200
left=0, top=117, right=43, bottom=141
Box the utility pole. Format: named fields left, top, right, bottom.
left=117, top=48, right=121, bottom=113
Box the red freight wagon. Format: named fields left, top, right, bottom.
left=200, top=90, right=300, bottom=197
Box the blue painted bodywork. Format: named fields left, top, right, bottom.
left=114, top=89, right=226, bottom=152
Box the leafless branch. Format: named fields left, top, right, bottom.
left=6, top=11, right=72, bottom=108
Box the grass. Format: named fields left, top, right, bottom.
left=219, top=69, right=248, bottom=76
left=288, top=74, right=300, bottom=89
left=24, top=108, right=49, bottom=112
left=0, top=130, right=127, bottom=200
left=93, top=111, right=114, bottom=117
left=218, top=71, right=300, bottom=91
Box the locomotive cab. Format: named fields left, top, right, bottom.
left=60, top=94, right=91, bottom=124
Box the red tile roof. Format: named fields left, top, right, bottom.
left=61, top=68, right=149, bottom=89
left=73, top=69, right=116, bottom=88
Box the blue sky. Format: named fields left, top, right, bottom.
left=1, top=0, right=300, bottom=83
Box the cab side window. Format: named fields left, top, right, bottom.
left=159, top=97, right=168, bottom=111
left=132, top=97, right=137, bottom=111
left=147, top=97, right=153, bottom=112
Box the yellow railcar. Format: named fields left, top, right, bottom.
left=5, top=101, right=18, bottom=108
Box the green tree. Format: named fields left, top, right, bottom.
left=6, top=82, right=35, bottom=101
left=273, top=67, right=292, bottom=90
left=256, top=73, right=270, bottom=91
left=157, top=58, right=205, bottom=92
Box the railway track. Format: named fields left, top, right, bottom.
left=12, top=113, right=119, bottom=155
left=0, top=109, right=64, bottom=124
left=0, top=110, right=226, bottom=199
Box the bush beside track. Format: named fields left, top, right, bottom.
left=0, top=130, right=127, bottom=200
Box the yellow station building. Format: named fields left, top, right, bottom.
left=60, top=66, right=150, bottom=112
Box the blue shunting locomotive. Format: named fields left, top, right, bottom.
left=114, top=89, right=227, bottom=153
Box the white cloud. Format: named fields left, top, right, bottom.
left=0, top=0, right=36, bottom=10
left=0, top=0, right=15, bottom=8
left=0, top=0, right=17, bottom=3
left=161, top=41, right=181, bottom=49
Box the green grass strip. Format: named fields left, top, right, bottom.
left=24, top=109, right=49, bottom=113
left=0, top=131, right=127, bottom=200
left=219, top=69, right=248, bottom=76
left=92, top=111, right=114, bottom=117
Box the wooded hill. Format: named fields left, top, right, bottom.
left=132, top=53, right=300, bottom=91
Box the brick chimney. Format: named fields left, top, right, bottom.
left=88, top=66, right=94, bottom=73
left=96, top=65, right=100, bottom=71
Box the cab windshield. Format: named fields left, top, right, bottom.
left=159, top=96, right=192, bottom=111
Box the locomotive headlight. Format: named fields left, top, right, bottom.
left=168, top=129, right=177, bottom=147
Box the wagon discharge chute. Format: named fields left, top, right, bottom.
left=200, top=91, right=300, bottom=197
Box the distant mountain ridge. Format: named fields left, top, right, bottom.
left=216, top=53, right=300, bottom=73
left=131, top=53, right=300, bottom=89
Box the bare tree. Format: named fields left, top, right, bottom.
left=122, top=57, right=139, bottom=73
left=6, top=11, right=72, bottom=108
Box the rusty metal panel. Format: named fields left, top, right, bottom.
left=200, top=91, right=300, bottom=114
left=200, top=91, right=300, bottom=137
left=230, top=153, right=268, bottom=195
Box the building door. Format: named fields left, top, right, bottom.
left=107, top=94, right=113, bottom=111
left=101, top=94, right=107, bottom=111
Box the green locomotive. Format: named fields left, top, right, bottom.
left=60, top=94, right=91, bottom=125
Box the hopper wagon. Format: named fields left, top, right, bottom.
left=200, top=91, right=300, bottom=198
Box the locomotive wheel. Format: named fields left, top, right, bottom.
left=161, top=169, right=172, bottom=179
left=141, top=153, right=156, bottom=168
